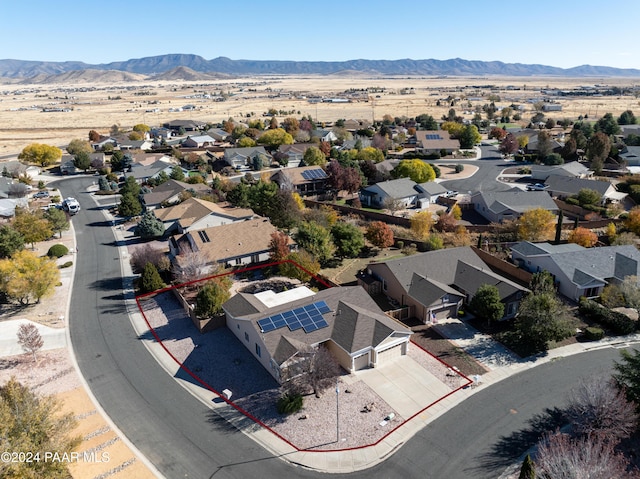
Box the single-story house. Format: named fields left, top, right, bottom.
left=163, top=119, right=207, bottom=132
left=530, top=161, right=592, bottom=181
left=525, top=133, right=563, bottom=155
left=511, top=241, right=640, bottom=301
left=471, top=188, right=559, bottom=223
left=343, top=119, right=372, bottom=131
left=619, top=146, right=640, bottom=167
left=206, top=128, right=231, bottom=142
left=118, top=139, right=154, bottom=151
left=182, top=135, right=216, bottom=149
left=0, top=160, right=40, bottom=178
left=129, top=159, right=185, bottom=184
left=153, top=197, right=256, bottom=234
left=275, top=143, right=315, bottom=167
left=271, top=165, right=329, bottom=196
left=141, top=179, right=212, bottom=209
left=0, top=198, right=28, bottom=218
left=414, top=131, right=460, bottom=154
left=310, top=129, right=338, bottom=143
left=544, top=174, right=621, bottom=203
left=360, top=178, right=419, bottom=209
left=358, top=247, right=528, bottom=323
left=223, top=146, right=271, bottom=169
left=92, top=136, right=117, bottom=151
left=621, top=125, right=640, bottom=137
left=223, top=285, right=413, bottom=383
left=169, top=217, right=294, bottom=269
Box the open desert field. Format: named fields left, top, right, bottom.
left=1, top=74, right=639, bottom=158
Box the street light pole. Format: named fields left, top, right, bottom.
left=336, top=378, right=340, bottom=443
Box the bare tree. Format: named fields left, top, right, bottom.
left=17, top=323, right=44, bottom=362
left=129, top=243, right=169, bottom=274
left=284, top=345, right=341, bottom=398
left=172, top=243, right=213, bottom=283
left=566, top=377, right=638, bottom=441
left=382, top=197, right=404, bottom=216
left=535, top=431, right=637, bottom=479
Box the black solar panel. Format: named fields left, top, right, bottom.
left=257, top=300, right=332, bottom=333
left=301, top=169, right=328, bottom=181
left=425, top=134, right=442, bottom=140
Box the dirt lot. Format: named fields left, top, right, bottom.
left=1, top=75, right=638, bottom=158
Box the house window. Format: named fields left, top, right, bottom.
left=255, top=344, right=261, bottom=357
left=251, top=254, right=260, bottom=263
left=382, top=279, right=387, bottom=291
left=235, top=258, right=242, bottom=266
left=244, top=332, right=249, bottom=342
left=507, top=303, right=516, bottom=315
left=584, top=287, right=599, bottom=298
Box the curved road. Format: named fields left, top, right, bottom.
left=56, top=176, right=625, bottom=479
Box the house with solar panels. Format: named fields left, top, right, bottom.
left=414, top=130, right=460, bottom=154
left=222, top=285, right=413, bottom=383
left=270, top=165, right=329, bottom=197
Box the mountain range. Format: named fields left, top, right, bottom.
left=1, top=54, right=639, bottom=80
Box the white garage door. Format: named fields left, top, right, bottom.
left=353, top=352, right=370, bottom=371
left=376, top=344, right=403, bottom=365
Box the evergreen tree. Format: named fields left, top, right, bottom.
left=518, top=454, right=535, bottom=479
left=134, top=211, right=165, bottom=238
left=139, top=262, right=165, bottom=294
left=118, top=191, right=143, bottom=217
left=555, top=210, right=563, bottom=244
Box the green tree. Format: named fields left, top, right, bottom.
left=12, top=210, right=52, bottom=249
left=415, top=114, right=438, bottom=130
left=139, top=262, right=165, bottom=294
left=227, top=182, right=250, bottom=208
left=169, top=165, right=185, bottom=181
left=392, top=159, right=436, bottom=183
left=595, top=112, right=621, bottom=135
left=618, top=110, right=637, bottom=125
left=18, top=143, right=62, bottom=167
left=257, top=128, right=294, bottom=148
left=295, top=221, right=335, bottom=265
left=118, top=192, right=143, bottom=217
left=73, top=151, right=92, bottom=172
left=587, top=132, right=611, bottom=173
left=134, top=211, right=165, bottom=238
left=469, top=284, right=504, bottom=327
left=302, top=146, right=327, bottom=166
left=330, top=223, right=364, bottom=258
left=0, top=225, right=24, bottom=258
left=66, top=138, right=92, bottom=156
left=529, top=270, right=555, bottom=295
left=110, top=150, right=125, bottom=171
left=194, top=279, right=230, bottom=318
left=120, top=175, right=141, bottom=196
left=459, top=124, right=481, bottom=149
left=518, top=454, right=535, bottom=479
left=0, top=378, right=80, bottom=478
left=514, top=293, right=573, bottom=353
left=279, top=250, right=320, bottom=282
left=44, top=207, right=70, bottom=238
left=576, top=188, right=602, bottom=206
left=613, top=348, right=640, bottom=408
left=0, top=250, right=59, bottom=304
left=98, top=176, right=111, bottom=191
left=543, top=153, right=563, bottom=165
left=365, top=221, right=394, bottom=249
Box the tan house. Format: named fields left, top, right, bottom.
left=153, top=198, right=256, bottom=234
left=168, top=217, right=294, bottom=269
left=414, top=130, right=460, bottom=154
left=141, top=179, right=212, bottom=209
left=223, top=286, right=413, bottom=383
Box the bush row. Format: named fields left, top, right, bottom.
left=578, top=298, right=636, bottom=335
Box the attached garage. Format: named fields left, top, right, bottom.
left=353, top=352, right=370, bottom=371
left=375, top=342, right=405, bottom=365
left=426, top=305, right=457, bottom=323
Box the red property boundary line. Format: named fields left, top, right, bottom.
left=135, top=261, right=471, bottom=453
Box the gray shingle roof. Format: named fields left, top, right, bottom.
left=361, top=178, right=418, bottom=199
left=549, top=246, right=640, bottom=285
left=511, top=241, right=585, bottom=257
left=453, top=261, right=528, bottom=300
left=545, top=175, right=612, bottom=196
left=473, top=189, right=558, bottom=215
left=408, top=273, right=463, bottom=307
left=416, top=181, right=447, bottom=196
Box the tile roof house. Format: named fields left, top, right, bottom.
left=153, top=197, right=256, bottom=234
left=414, top=131, right=460, bottom=154
left=223, top=285, right=413, bottom=383
left=168, top=217, right=294, bottom=270
left=511, top=241, right=640, bottom=301
left=530, top=161, right=592, bottom=181
left=544, top=175, right=620, bottom=203
left=270, top=165, right=329, bottom=197
left=359, top=247, right=528, bottom=323
left=471, top=188, right=559, bottom=223
left=141, top=179, right=212, bottom=209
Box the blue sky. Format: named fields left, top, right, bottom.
left=2, top=0, right=639, bottom=69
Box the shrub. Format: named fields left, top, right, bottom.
left=277, top=393, right=303, bottom=414
left=47, top=244, right=69, bottom=258
left=59, top=261, right=73, bottom=269
left=579, top=298, right=635, bottom=335
left=454, top=164, right=464, bottom=173
left=395, top=240, right=404, bottom=249
left=583, top=327, right=605, bottom=341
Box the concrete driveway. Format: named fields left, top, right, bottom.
left=0, top=319, right=67, bottom=356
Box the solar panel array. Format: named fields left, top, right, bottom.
left=425, top=134, right=442, bottom=140
left=301, top=169, right=328, bottom=180
left=258, top=300, right=332, bottom=334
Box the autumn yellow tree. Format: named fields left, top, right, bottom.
left=411, top=211, right=434, bottom=239
left=0, top=250, right=59, bottom=304
left=625, top=207, right=640, bottom=235
left=451, top=204, right=462, bottom=220
left=18, top=143, right=62, bottom=167
left=12, top=210, right=53, bottom=249
left=517, top=208, right=555, bottom=241
left=568, top=227, right=598, bottom=247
